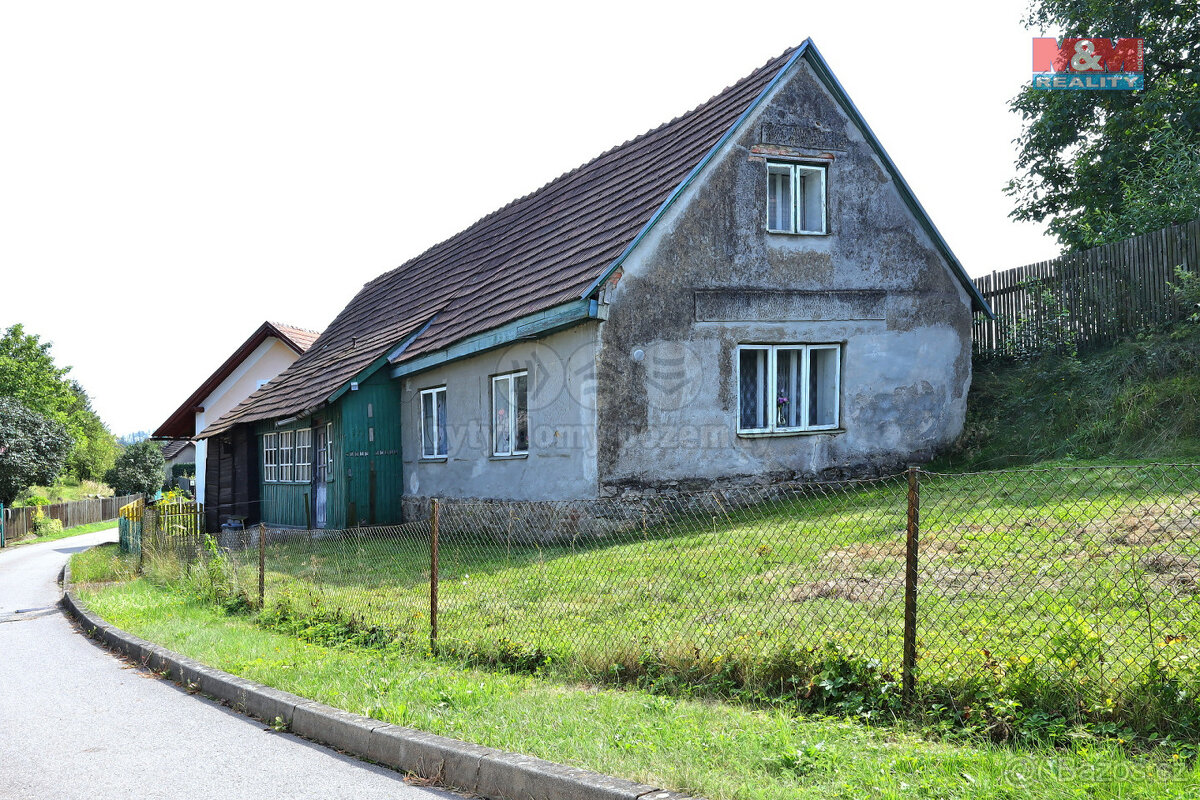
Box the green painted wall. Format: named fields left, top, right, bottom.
left=338, top=369, right=404, bottom=527
left=256, top=368, right=403, bottom=529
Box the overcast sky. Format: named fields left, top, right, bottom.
left=1, top=0, right=1060, bottom=437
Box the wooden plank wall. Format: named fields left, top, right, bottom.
left=2, top=494, right=142, bottom=543
left=973, top=218, right=1200, bottom=358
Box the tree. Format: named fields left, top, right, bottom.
left=64, top=382, right=120, bottom=481
left=0, top=325, right=120, bottom=481
left=1074, top=125, right=1200, bottom=246
left=104, top=440, right=165, bottom=497
left=1007, top=0, right=1200, bottom=249
left=0, top=324, right=75, bottom=426
left=0, top=398, right=72, bottom=506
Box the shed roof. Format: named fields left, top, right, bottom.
left=201, top=40, right=987, bottom=439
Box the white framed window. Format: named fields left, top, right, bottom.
left=279, top=430, right=295, bottom=482
left=263, top=432, right=279, bottom=483
left=737, top=344, right=840, bottom=434
left=326, top=422, right=334, bottom=478
left=295, top=428, right=312, bottom=482
left=766, top=162, right=827, bottom=235
left=420, top=386, right=448, bottom=459
left=491, top=371, right=529, bottom=457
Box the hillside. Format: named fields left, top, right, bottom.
left=943, top=322, right=1200, bottom=468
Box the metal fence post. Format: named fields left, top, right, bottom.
left=258, top=523, right=266, bottom=609
left=902, top=466, right=921, bottom=707
left=430, top=498, right=440, bottom=656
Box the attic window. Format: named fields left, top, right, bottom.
left=766, top=162, right=827, bottom=235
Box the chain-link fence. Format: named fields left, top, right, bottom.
left=140, top=464, right=1200, bottom=733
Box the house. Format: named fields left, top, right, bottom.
left=199, top=40, right=992, bottom=531
left=152, top=321, right=319, bottom=530
left=160, top=438, right=196, bottom=486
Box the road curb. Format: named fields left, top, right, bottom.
left=58, top=563, right=694, bottom=800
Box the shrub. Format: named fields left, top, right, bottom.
left=105, top=440, right=165, bottom=496
left=32, top=506, right=63, bottom=537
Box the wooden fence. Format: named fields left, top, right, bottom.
left=973, top=218, right=1200, bottom=358
left=1, top=494, right=142, bottom=545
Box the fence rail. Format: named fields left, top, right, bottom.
left=140, top=465, right=1200, bottom=735
left=0, top=494, right=141, bottom=545
left=973, top=218, right=1200, bottom=358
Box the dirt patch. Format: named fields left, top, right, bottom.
left=1139, top=552, right=1200, bottom=574
left=822, top=536, right=961, bottom=564
left=788, top=577, right=893, bottom=603
left=1102, top=502, right=1200, bottom=546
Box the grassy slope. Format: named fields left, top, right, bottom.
left=72, top=554, right=1200, bottom=800
left=13, top=478, right=114, bottom=507
left=941, top=325, right=1200, bottom=470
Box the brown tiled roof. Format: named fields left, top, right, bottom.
left=152, top=321, right=320, bottom=439
left=271, top=323, right=321, bottom=353
left=200, top=48, right=798, bottom=437
left=161, top=439, right=194, bottom=460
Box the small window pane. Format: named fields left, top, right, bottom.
left=326, top=423, right=334, bottom=476
left=776, top=348, right=802, bottom=428
left=263, top=433, right=278, bottom=483
left=738, top=348, right=769, bottom=430
left=493, top=376, right=512, bottom=455
left=798, top=167, right=825, bottom=233
left=295, top=428, right=312, bottom=482
left=514, top=373, right=528, bottom=453
left=279, top=431, right=294, bottom=482
left=436, top=390, right=447, bottom=456
left=422, top=392, right=436, bottom=457
left=767, top=166, right=793, bottom=231
left=809, top=347, right=839, bottom=427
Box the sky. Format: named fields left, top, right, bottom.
left=0, top=0, right=1061, bottom=437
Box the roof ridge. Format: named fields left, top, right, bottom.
left=356, top=47, right=798, bottom=295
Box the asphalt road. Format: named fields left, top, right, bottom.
left=0, top=528, right=453, bottom=800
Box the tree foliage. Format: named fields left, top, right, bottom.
left=104, top=439, right=165, bottom=497
left=1075, top=125, right=1200, bottom=246
left=0, top=397, right=73, bottom=506
left=0, top=324, right=119, bottom=481
left=1008, top=0, right=1200, bottom=249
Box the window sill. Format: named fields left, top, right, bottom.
left=737, top=428, right=844, bottom=438
left=766, top=229, right=830, bottom=237
left=489, top=453, right=529, bottom=461
left=419, top=456, right=448, bottom=463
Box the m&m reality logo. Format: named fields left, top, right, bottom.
left=1032, top=38, right=1144, bottom=90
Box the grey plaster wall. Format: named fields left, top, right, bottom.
left=594, top=58, right=973, bottom=490
left=399, top=323, right=600, bottom=503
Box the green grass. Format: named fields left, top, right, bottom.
left=3, top=519, right=117, bottom=548
left=944, top=323, right=1200, bottom=469
left=190, top=465, right=1200, bottom=739
left=73, top=566, right=1200, bottom=800
left=14, top=478, right=113, bottom=507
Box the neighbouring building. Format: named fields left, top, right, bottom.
left=160, top=438, right=196, bottom=485
left=198, top=40, right=992, bottom=531
left=152, top=321, right=319, bottom=529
